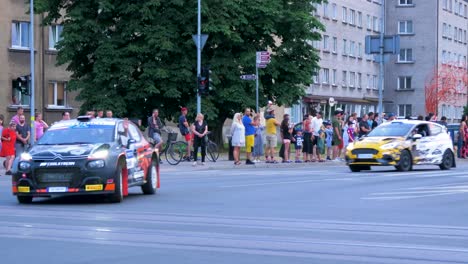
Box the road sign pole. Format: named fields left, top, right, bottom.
left=196, top=0, right=201, bottom=114
left=255, top=64, right=259, bottom=113
left=30, top=0, right=35, bottom=144
left=377, top=0, right=385, bottom=116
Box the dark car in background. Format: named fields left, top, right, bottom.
left=12, top=116, right=160, bottom=204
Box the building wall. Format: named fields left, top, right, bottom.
left=0, top=0, right=79, bottom=125
left=306, top=0, right=383, bottom=120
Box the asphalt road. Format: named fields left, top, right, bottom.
left=0, top=159, right=468, bottom=264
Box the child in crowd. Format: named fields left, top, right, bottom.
left=324, top=121, right=333, bottom=160
left=347, top=121, right=355, bottom=144
left=252, top=115, right=264, bottom=162
left=293, top=129, right=304, bottom=163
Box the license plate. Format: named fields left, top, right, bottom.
left=358, top=154, right=373, bottom=159
left=18, top=186, right=30, bottom=193
left=47, top=187, right=68, bottom=193
left=85, top=184, right=103, bottom=191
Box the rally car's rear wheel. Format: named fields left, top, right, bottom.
left=439, top=150, right=454, bottom=170
left=109, top=163, right=124, bottom=203
left=142, top=158, right=158, bottom=195
left=17, top=196, right=33, bottom=204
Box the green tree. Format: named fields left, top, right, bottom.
left=37, top=0, right=324, bottom=142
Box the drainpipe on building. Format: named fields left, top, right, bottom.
left=41, top=13, right=46, bottom=123
left=377, top=0, right=385, bottom=116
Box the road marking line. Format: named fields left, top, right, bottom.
left=362, top=191, right=468, bottom=200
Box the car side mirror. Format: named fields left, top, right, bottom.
left=412, top=134, right=422, bottom=140
left=127, top=139, right=137, bottom=148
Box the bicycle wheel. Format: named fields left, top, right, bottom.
left=206, top=141, right=219, bottom=162
left=165, top=141, right=187, bottom=165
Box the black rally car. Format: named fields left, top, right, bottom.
left=12, top=116, right=160, bottom=204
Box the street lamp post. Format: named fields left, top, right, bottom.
left=196, top=0, right=201, bottom=114
left=30, top=0, right=35, bottom=145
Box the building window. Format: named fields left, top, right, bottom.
left=342, top=7, right=347, bottom=23
left=442, top=50, right=447, bottom=63
left=443, top=0, right=448, bottom=10
left=49, top=24, right=64, bottom=50
left=11, top=21, right=30, bottom=49
left=455, top=0, right=459, bottom=15
left=398, top=104, right=412, bottom=117
left=366, top=74, right=371, bottom=88
left=358, top=42, right=363, bottom=58
left=442, top=23, right=448, bottom=37
left=11, top=78, right=31, bottom=106
left=332, top=69, right=337, bottom=85
left=312, top=71, right=319, bottom=84
left=342, top=71, right=348, bottom=87
left=398, top=48, right=413, bottom=62
left=332, top=37, right=338, bottom=53
left=373, top=16, right=379, bottom=32
left=349, top=41, right=356, bottom=56
left=399, top=0, right=413, bottom=5
left=358, top=12, right=362, bottom=28
left=322, top=68, right=330, bottom=84
left=448, top=25, right=452, bottom=39
left=373, top=75, right=378, bottom=89
left=343, top=39, right=347, bottom=55
left=366, top=15, right=372, bottom=30
left=350, top=72, right=356, bottom=87
left=349, top=9, right=356, bottom=25
left=332, top=4, right=337, bottom=20
left=312, top=40, right=320, bottom=49
left=48, top=82, right=66, bottom=107
left=323, top=35, right=329, bottom=51
left=357, top=73, right=362, bottom=88
left=323, top=3, right=329, bottom=18
left=398, top=21, right=413, bottom=34
left=398, top=76, right=412, bottom=90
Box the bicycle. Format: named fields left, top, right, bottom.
left=149, top=128, right=187, bottom=165
left=178, top=131, right=219, bottom=162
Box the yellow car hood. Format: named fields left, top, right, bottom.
left=351, top=137, right=404, bottom=149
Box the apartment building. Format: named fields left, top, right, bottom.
left=305, top=0, right=383, bottom=120
left=384, top=0, right=468, bottom=120
left=0, top=0, right=79, bottom=123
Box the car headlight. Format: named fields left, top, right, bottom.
left=380, top=142, right=400, bottom=150
left=20, top=153, right=32, bottom=161
left=19, top=161, right=31, bottom=170
left=87, top=160, right=105, bottom=169
left=89, top=150, right=109, bottom=159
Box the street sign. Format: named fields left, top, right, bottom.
left=365, top=35, right=400, bottom=55
left=192, top=34, right=209, bottom=50
left=240, top=74, right=257, bottom=80
left=256, top=63, right=267, bottom=69
left=256, top=51, right=271, bottom=65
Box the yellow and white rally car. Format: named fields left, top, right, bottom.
left=345, top=120, right=456, bottom=172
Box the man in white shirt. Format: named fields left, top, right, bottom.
left=311, top=111, right=324, bottom=162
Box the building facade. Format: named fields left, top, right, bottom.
left=0, top=0, right=79, bottom=123
left=305, top=0, right=383, bottom=120
left=384, top=0, right=468, bottom=121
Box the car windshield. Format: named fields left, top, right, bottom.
left=367, top=122, right=414, bottom=137
left=37, top=125, right=115, bottom=145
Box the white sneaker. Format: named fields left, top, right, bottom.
left=201, top=162, right=205, bottom=166
left=332, top=159, right=341, bottom=162
left=192, top=161, right=197, bottom=166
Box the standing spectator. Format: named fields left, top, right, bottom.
left=373, top=113, right=380, bottom=128
left=11, top=106, right=24, bottom=125
left=293, top=129, right=304, bottom=163
left=252, top=115, right=264, bottom=163
left=358, top=114, right=371, bottom=138
left=0, top=114, right=4, bottom=153
left=96, top=110, right=104, bottom=118
left=147, top=109, right=164, bottom=152
left=34, top=112, right=49, bottom=141
left=311, top=111, right=323, bottom=162
left=387, top=113, right=396, bottom=122
left=86, top=111, right=94, bottom=117
left=265, top=108, right=280, bottom=163
left=15, top=115, right=30, bottom=157
left=347, top=121, right=355, bottom=143
left=191, top=113, right=208, bottom=166
left=242, top=108, right=257, bottom=165
left=332, top=109, right=344, bottom=161
left=324, top=121, right=333, bottom=160
left=342, top=119, right=350, bottom=149
left=230, top=113, right=245, bottom=165
left=106, top=110, right=113, bottom=118
left=280, top=114, right=293, bottom=163
left=439, top=116, right=448, bottom=128
left=460, top=115, right=468, bottom=159
left=302, top=115, right=312, bottom=162
left=178, top=107, right=192, bottom=160
left=62, top=111, right=71, bottom=120
left=1, top=122, right=17, bottom=175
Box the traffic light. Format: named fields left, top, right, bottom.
left=198, top=66, right=211, bottom=95
left=13, top=76, right=30, bottom=95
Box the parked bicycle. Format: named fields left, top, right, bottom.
left=179, top=131, right=219, bottom=162
left=149, top=128, right=187, bottom=165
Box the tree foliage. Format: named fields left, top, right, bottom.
left=37, top=0, right=324, bottom=134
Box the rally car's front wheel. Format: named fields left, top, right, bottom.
left=109, top=163, right=124, bottom=203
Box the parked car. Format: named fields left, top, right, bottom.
left=345, top=120, right=456, bottom=172
left=12, top=116, right=160, bottom=204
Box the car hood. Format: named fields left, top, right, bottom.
left=29, top=143, right=107, bottom=160
left=351, top=137, right=404, bottom=149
